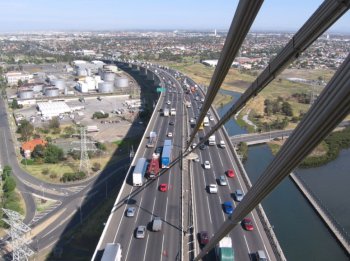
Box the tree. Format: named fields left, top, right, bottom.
left=92, top=162, right=101, bottom=172
left=3, top=176, right=16, bottom=193
left=11, top=99, right=22, bottom=109
left=17, top=120, right=34, bottom=141
left=44, top=144, right=64, bottom=163
left=48, top=117, right=60, bottom=129
left=282, top=101, right=293, bottom=116
left=32, top=144, right=45, bottom=159
left=2, top=165, right=12, bottom=180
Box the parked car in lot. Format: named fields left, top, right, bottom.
left=223, top=201, right=234, bottom=214
left=218, top=175, right=228, bottom=186
left=234, top=189, right=244, bottom=202
left=208, top=184, right=218, bottom=194
left=204, top=161, right=211, bottom=169
left=135, top=225, right=146, bottom=238
left=242, top=218, right=254, bottom=231
left=226, top=169, right=235, bottom=178
left=126, top=207, right=136, bottom=217
left=159, top=183, right=168, bottom=192
left=199, top=231, right=209, bottom=245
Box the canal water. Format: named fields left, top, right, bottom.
left=217, top=89, right=349, bottom=261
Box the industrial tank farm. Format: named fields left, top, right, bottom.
left=115, top=77, right=129, bottom=88
left=98, top=82, right=114, bottom=93
left=18, top=90, right=34, bottom=99
left=44, top=87, right=60, bottom=97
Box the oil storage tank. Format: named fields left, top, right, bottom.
left=103, top=72, right=115, bottom=82
left=18, top=90, right=34, bottom=99
left=115, top=77, right=129, bottom=88
left=98, top=82, right=114, bottom=93
left=45, top=87, right=59, bottom=97
left=51, top=79, right=66, bottom=90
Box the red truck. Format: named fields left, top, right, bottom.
left=147, top=153, right=160, bottom=179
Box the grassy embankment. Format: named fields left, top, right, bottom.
left=270, top=127, right=350, bottom=168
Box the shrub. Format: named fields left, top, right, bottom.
left=42, top=168, right=49, bottom=175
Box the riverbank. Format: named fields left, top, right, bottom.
left=268, top=126, right=350, bottom=168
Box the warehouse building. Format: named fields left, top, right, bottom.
left=37, top=101, right=71, bottom=119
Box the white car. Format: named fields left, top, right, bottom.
left=191, top=143, right=197, bottom=149
left=204, top=161, right=211, bottom=169
left=166, top=100, right=171, bottom=105
left=208, top=184, right=218, bottom=194
left=209, top=116, right=214, bottom=121
left=167, top=132, right=173, bottom=137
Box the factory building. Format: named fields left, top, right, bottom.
left=5, top=71, right=33, bottom=85
left=75, top=76, right=102, bottom=93
left=37, top=101, right=71, bottom=119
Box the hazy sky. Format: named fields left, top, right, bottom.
left=0, top=0, right=349, bottom=32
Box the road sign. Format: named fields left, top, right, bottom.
left=156, top=87, right=166, bottom=93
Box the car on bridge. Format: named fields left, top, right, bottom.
left=167, top=132, right=173, bottom=137
left=199, top=231, right=209, bottom=246
left=135, top=225, right=146, bottom=239
left=204, top=161, right=211, bottom=169
left=126, top=207, right=136, bottom=217
left=234, top=189, right=244, bottom=202
left=159, top=183, right=168, bottom=192
left=223, top=201, right=234, bottom=214
left=226, top=169, right=235, bottom=178
left=218, top=175, right=228, bottom=186
left=208, top=184, right=218, bottom=194
left=242, top=218, right=254, bottom=231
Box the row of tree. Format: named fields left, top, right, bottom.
left=264, top=97, right=293, bottom=117
left=0, top=166, right=22, bottom=227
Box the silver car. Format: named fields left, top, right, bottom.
left=135, top=225, right=146, bottom=239
left=126, top=207, right=135, bottom=217
left=234, top=189, right=244, bottom=202
left=218, top=175, right=228, bottom=186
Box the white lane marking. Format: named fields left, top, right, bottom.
left=114, top=190, right=133, bottom=241
left=124, top=195, right=144, bottom=261
left=160, top=234, right=166, bottom=261
left=243, top=234, right=252, bottom=256
left=142, top=234, right=150, bottom=261
left=250, top=211, right=271, bottom=261
left=205, top=196, right=213, bottom=224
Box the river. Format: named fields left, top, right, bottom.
left=217, top=89, right=349, bottom=261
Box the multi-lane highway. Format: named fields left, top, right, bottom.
left=94, top=63, right=279, bottom=261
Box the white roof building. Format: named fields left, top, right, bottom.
left=202, top=60, right=218, bottom=67
left=5, top=71, right=33, bottom=85
left=37, top=101, right=71, bottom=118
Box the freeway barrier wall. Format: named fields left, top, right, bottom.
left=290, top=173, right=350, bottom=254
left=92, top=64, right=164, bottom=260
left=199, top=84, right=287, bottom=261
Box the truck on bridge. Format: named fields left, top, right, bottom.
left=216, top=236, right=234, bottom=261
left=101, top=243, right=122, bottom=261
left=203, top=116, right=209, bottom=127
left=163, top=108, right=169, bottom=117
left=161, top=140, right=172, bottom=168
left=147, top=153, right=160, bottom=179
left=146, top=131, right=157, bottom=148
left=132, top=158, right=148, bottom=186
left=208, top=135, right=216, bottom=146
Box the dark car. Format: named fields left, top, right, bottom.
left=223, top=201, right=234, bottom=214
left=199, top=231, right=209, bottom=245
left=169, top=121, right=175, bottom=126
left=199, top=144, right=207, bottom=150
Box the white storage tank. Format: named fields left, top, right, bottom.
left=98, top=82, right=114, bottom=93
left=45, top=87, right=59, bottom=97
left=103, top=72, right=115, bottom=82
left=51, top=79, right=66, bottom=90
left=115, top=77, right=129, bottom=88
left=77, top=68, right=87, bottom=77
left=18, top=90, right=34, bottom=99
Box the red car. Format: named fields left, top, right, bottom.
left=159, top=184, right=168, bottom=192
left=242, top=218, right=254, bottom=231
left=199, top=231, right=209, bottom=245
left=226, top=169, right=235, bottom=178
